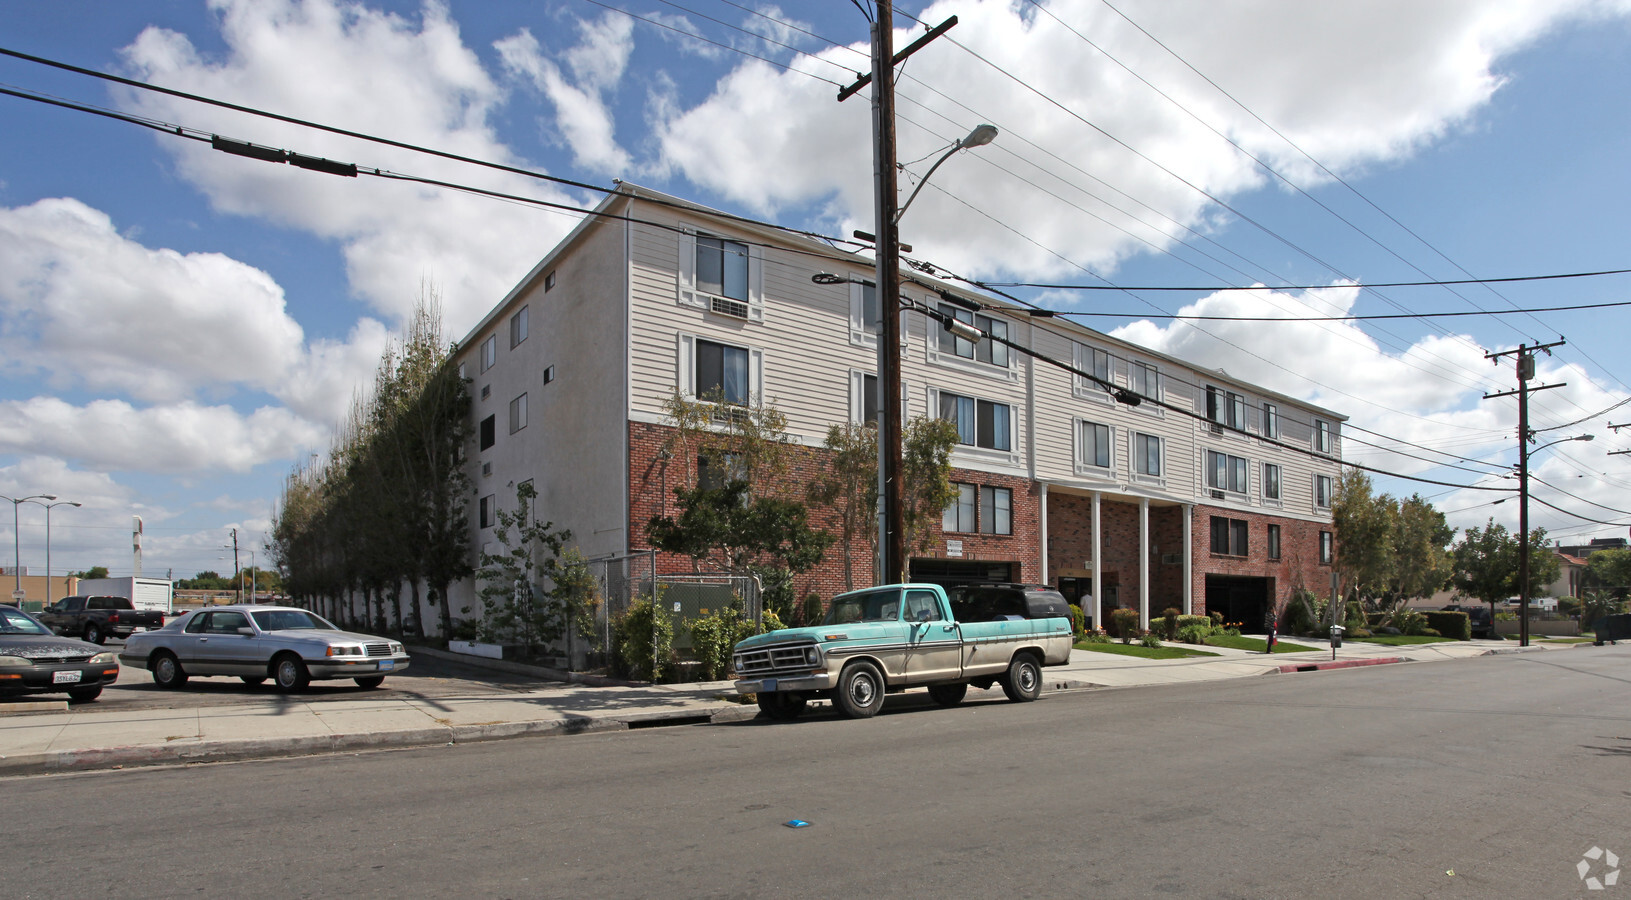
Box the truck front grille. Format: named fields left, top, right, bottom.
left=734, top=643, right=815, bottom=677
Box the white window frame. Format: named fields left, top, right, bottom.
left=926, top=303, right=1020, bottom=383
left=929, top=387, right=1019, bottom=464
left=676, top=230, right=765, bottom=322
left=1206, top=449, right=1249, bottom=495
left=1314, top=473, right=1333, bottom=509
left=510, top=305, right=528, bottom=349
left=509, top=392, right=527, bottom=434
left=1262, top=462, right=1282, bottom=505
left=1262, top=403, right=1279, bottom=440
left=980, top=485, right=1012, bottom=535
left=847, top=280, right=909, bottom=349
left=677, top=333, right=764, bottom=406
left=1074, top=418, right=1116, bottom=478
left=850, top=370, right=908, bottom=427
left=1267, top=524, right=1282, bottom=560
left=943, top=482, right=977, bottom=533
left=1132, top=431, right=1164, bottom=484
left=1319, top=530, right=1334, bottom=564
left=1315, top=419, right=1334, bottom=455
left=480, top=335, right=497, bottom=373
left=1072, top=343, right=1115, bottom=402
left=1127, top=358, right=1164, bottom=417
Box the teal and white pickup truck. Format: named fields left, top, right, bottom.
left=731, top=583, right=1073, bottom=720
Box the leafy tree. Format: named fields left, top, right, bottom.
left=809, top=422, right=879, bottom=591
left=901, top=416, right=960, bottom=554
left=1580, top=589, right=1627, bottom=633
left=1450, top=519, right=1560, bottom=630
left=1585, top=548, right=1631, bottom=600
left=71, top=566, right=109, bottom=581
left=648, top=481, right=833, bottom=581
left=178, top=571, right=232, bottom=591
left=472, top=482, right=571, bottom=652
left=1391, top=494, right=1454, bottom=600
left=1332, top=468, right=1396, bottom=605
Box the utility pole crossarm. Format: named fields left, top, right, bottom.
left=836, top=15, right=957, bottom=102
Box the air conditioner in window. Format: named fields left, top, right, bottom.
left=1210, top=489, right=1226, bottom=500
left=1160, top=553, right=1181, bottom=565
left=1207, top=422, right=1223, bottom=435
left=711, top=296, right=750, bottom=319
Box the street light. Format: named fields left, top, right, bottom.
left=1519, top=432, right=1594, bottom=646
left=2, top=493, right=55, bottom=603
left=27, top=499, right=80, bottom=607
left=897, top=124, right=999, bottom=222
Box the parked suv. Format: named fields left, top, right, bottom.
left=1441, top=604, right=1494, bottom=639
left=947, top=583, right=1073, bottom=623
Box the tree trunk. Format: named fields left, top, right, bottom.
left=434, top=579, right=454, bottom=643
left=389, top=582, right=404, bottom=637
left=406, top=579, right=424, bottom=639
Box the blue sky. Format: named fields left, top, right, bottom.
left=2, top=0, right=1630, bottom=581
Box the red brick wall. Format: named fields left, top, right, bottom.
left=627, top=421, right=1041, bottom=609
left=1189, top=504, right=1332, bottom=617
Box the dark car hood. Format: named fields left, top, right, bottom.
left=0, top=634, right=105, bottom=658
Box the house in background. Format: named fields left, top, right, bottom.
left=440, top=183, right=1343, bottom=635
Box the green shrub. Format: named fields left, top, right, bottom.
left=1110, top=608, right=1141, bottom=643
left=1281, top=590, right=1321, bottom=636
left=1139, top=630, right=1162, bottom=649
left=1209, top=610, right=1224, bottom=626
left=1425, top=610, right=1471, bottom=641
left=1079, top=630, right=1111, bottom=644
left=1177, top=623, right=1211, bottom=644
left=611, top=595, right=674, bottom=682
left=689, top=608, right=783, bottom=681
left=1161, top=607, right=1181, bottom=640
left=799, top=592, right=824, bottom=627
left=1068, top=604, right=1086, bottom=638
left=1347, top=627, right=1372, bottom=639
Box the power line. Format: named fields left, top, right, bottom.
left=980, top=268, right=1631, bottom=294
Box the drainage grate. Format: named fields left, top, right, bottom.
left=626, top=714, right=714, bottom=730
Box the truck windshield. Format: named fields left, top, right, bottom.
left=823, top=591, right=900, bottom=624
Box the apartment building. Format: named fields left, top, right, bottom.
left=451, top=183, right=1343, bottom=632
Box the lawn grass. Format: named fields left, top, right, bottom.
left=1203, top=633, right=1318, bottom=653
left=1074, top=641, right=1218, bottom=659
left=1350, top=634, right=1457, bottom=646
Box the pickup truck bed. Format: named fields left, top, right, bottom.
left=38, top=595, right=166, bottom=644
left=732, top=583, right=1072, bottom=720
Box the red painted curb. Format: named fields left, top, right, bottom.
left=1276, top=657, right=1405, bottom=674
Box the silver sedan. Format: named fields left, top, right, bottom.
left=120, top=605, right=409, bottom=692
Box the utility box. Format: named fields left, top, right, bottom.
left=75, top=577, right=173, bottom=614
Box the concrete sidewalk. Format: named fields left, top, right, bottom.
left=0, top=637, right=1569, bottom=776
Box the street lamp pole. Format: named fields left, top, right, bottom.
left=28, top=499, right=80, bottom=607
left=3, top=493, right=55, bottom=602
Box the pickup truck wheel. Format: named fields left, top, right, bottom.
left=84, top=623, right=103, bottom=645
left=835, top=661, right=885, bottom=719
left=67, top=686, right=103, bottom=703
left=756, top=692, right=806, bottom=721
left=273, top=654, right=311, bottom=693
left=1001, top=654, right=1043, bottom=702
left=151, top=652, right=187, bottom=689
left=928, top=683, right=968, bottom=707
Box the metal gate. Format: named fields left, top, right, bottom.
left=587, top=552, right=761, bottom=658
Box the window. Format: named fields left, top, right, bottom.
left=480, top=335, right=497, bottom=373
left=480, top=385, right=491, bottom=400
left=697, top=452, right=745, bottom=491
left=1267, top=524, right=1282, bottom=561
left=696, top=235, right=748, bottom=302
left=1134, top=433, right=1162, bottom=477
left=695, top=338, right=750, bottom=405
left=1262, top=403, right=1279, bottom=439
left=1210, top=516, right=1248, bottom=556
left=1314, top=474, right=1332, bottom=509
left=1319, top=530, right=1334, bottom=564
left=943, top=483, right=977, bottom=533
left=544, top=270, right=556, bottom=291
left=457, top=362, right=467, bottom=380
left=1129, top=361, right=1159, bottom=399
left=938, top=391, right=1011, bottom=451
left=936, top=303, right=1008, bottom=367
left=509, top=393, right=527, bottom=434
left=1315, top=419, right=1333, bottom=454
left=509, top=306, right=528, bottom=349
left=858, top=281, right=879, bottom=334
left=479, top=494, right=495, bottom=529
left=1207, top=388, right=1246, bottom=430
left=1263, top=463, right=1282, bottom=501
left=1079, top=421, right=1111, bottom=469
left=980, top=486, right=1012, bottom=535
left=860, top=373, right=879, bottom=426
left=479, top=414, right=496, bottom=451
left=1206, top=450, right=1248, bottom=494
left=1075, top=343, right=1111, bottom=393
left=543, top=365, right=556, bottom=385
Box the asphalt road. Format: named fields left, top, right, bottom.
left=4, top=648, right=1629, bottom=899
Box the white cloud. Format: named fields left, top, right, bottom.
left=649, top=0, right=1631, bottom=280
left=495, top=16, right=635, bottom=174
left=115, top=0, right=591, bottom=331
left=0, top=398, right=328, bottom=474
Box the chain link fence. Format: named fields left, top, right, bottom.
left=587, top=551, right=761, bottom=660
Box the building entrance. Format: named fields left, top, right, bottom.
left=1204, top=575, right=1271, bottom=634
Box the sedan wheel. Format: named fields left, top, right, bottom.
left=67, top=686, right=103, bottom=703
left=273, top=655, right=311, bottom=693
left=240, top=676, right=266, bottom=686
left=151, top=652, right=188, bottom=689
left=353, top=676, right=385, bottom=689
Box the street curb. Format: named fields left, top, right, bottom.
left=1275, top=657, right=1405, bottom=674
left=408, top=645, right=641, bottom=687
left=0, top=703, right=755, bottom=777
left=0, top=700, right=69, bottom=716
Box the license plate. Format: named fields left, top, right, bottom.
left=53, top=670, right=82, bottom=684
left=130, top=627, right=146, bottom=633
left=378, top=660, right=395, bottom=671
left=761, top=678, right=777, bottom=692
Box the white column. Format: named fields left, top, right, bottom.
left=1139, top=497, right=1150, bottom=630
left=1039, top=482, right=1049, bottom=585
left=1182, top=503, right=1193, bottom=615
left=1091, top=491, right=1102, bottom=632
